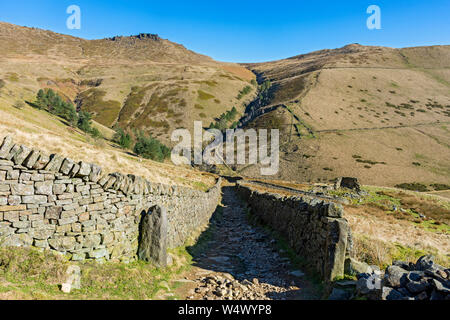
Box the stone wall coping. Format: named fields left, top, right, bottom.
left=0, top=135, right=220, bottom=198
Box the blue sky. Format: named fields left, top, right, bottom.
left=1, top=0, right=449, bottom=62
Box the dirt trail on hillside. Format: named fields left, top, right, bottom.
left=172, top=186, right=320, bottom=300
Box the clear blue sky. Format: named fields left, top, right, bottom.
left=1, top=0, right=449, bottom=62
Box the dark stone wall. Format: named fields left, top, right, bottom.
left=0, top=136, right=221, bottom=262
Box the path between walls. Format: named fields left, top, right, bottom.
left=170, top=185, right=320, bottom=300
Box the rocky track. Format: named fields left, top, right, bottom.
left=180, top=186, right=319, bottom=300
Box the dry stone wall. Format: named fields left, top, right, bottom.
left=237, top=182, right=352, bottom=282
left=0, top=135, right=221, bottom=261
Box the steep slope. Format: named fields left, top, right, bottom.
left=0, top=22, right=256, bottom=143
left=239, top=44, right=450, bottom=188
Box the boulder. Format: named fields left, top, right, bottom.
left=328, top=288, right=353, bottom=300
left=23, top=150, right=40, bottom=169
left=431, top=279, right=450, bottom=294
left=406, top=279, right=431, bottom=294
left=392, top=260, right=412, bottom=271
left=384, top=265, right=408, bottom=288
left=334, top=177, right=361, bottom=192
left=345, top=258, right=372, bottom=275
left=381, top=287, right=406, bottom=300
left=356, top=275, right=381, bottom=299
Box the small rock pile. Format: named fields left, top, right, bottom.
left=356, top=255, right=449, bottom=300
left=188, top=274, right=292, bottom=300
left=183, top=187, right=319, bottom=300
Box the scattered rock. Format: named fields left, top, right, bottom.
left=381, top=287, right=405, bottom=300
left=334, top=177, right=361, bottom=192
left=357, top=256, right=449, bottom=301
left=384, top=265, right=408, bottom=288
left=61, top=264, right=81, bottom=293
left=416, top=255, right=435, bottom=271
left=345, top=258, right=372, bottom=275
left=328, top=288, right=353, bottom=300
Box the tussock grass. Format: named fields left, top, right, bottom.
left=352, top=234, right=448, bottom=269
left=342, top=186, right=450, bottom=268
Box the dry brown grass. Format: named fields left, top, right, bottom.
left=344, top=190, right=449, bottom=268
left=0, top=102, right=216, bottom=189
left=241, top=44, right=450, bottom=187
left=0, top=22, right=256, bottom=145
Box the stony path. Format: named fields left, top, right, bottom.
left=176, top=186, right=320, bottom=300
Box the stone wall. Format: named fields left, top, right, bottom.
left=0, top=136, right=221, bottom=262
left=236, top=182, right=352, bottom=282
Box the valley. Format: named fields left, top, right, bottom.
left=0, top=21, right=449, bottom=301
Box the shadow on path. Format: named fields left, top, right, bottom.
left=184, top=185, right=320, bottom=300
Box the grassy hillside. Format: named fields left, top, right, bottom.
left=239, top=44, right=450, bottom=190
left=1, top=22, right=449, bottom=191
left=0, top=99, right=217, bottom=189
left=0, top=22, right=256, bottom=143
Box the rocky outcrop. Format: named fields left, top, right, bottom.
left=333, top=255, right=450, bottom=300
left=334, top=177, right=361, bottom=192
left=378, top=256, right=449, bottom=300
left=236, top=182, right=353, bottom=282
left=0, top=135, right=221, bottom=262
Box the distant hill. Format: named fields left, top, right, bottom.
left=0, top=22, right=256, bottom=142
left=239, top=44, right=450, bottom=188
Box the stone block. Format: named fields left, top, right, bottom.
left=22, top=195, right=48, bottom=204
left=0, top=205, right=27, bottom=212
left=4, top=211, right=19, bottom=222
left=35, top=181, right=54, bottom=195
left=45, top=206, right=63, bottom=219
left=23, top=150, right=40, bottom=169
left=0, top=136, right=14, bottom=159
left=60, top=158, right=75, bottom=175
left=7, top=170, right=19, bottom=180
left=19, top=172, right=31, bottom=182
left=45, top=155, right=64, bottom=172
left=30, top=173, right=44, bottom=182
left=48, top=236, right=76, bottom=251
left=12, top=145, right=31, bottom=165
left=89, top=164, right=102, bottom=183
left=32, top=153, right=50, bottom=170
left=77, top=162, right=91, bottom=177
left=53, top=184, right=67, bottom=195
left=58, top=216, right=78, bottom=226
left=138, top=205, right=168, bottom=267
left=11, top=183, right=35, bottom=196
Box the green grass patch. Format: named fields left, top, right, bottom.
left=197, top=90, right=215, bottom=101
left=395, top=183, right=429, bottom=192
left=0, top=244, right=196, bottom=300
left=77, top=88, right=121, bottom=127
